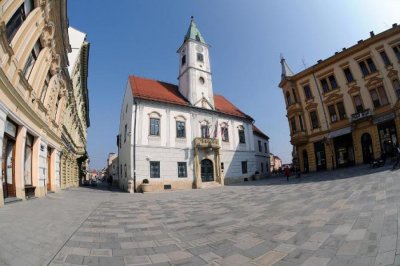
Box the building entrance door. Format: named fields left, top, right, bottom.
left=314, top=141, right=327, bottom=171
left=378, top=120, right=397, bottom=157
left=361, top=133, right=373, bottom=164
left=201, top=159, right=214, bottom=182
left=47, top=147, right=51, bottom=191
left=333, top=133, right=355, bottom=168
left=2, top=136, right=16, bottom=198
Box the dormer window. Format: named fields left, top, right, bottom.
left=197, top=53, right=204, bottom=62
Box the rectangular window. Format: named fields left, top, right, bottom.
left=150, top=118, right=160, bottom=136
left=377, top=86, right=388, bottom=105
left=241, top=161, right=248, bottom=174
left=201, top=125, right=209, bottom=138
left=292, top=88, right=298, bottom=103
left=359, top=57, right=377, bottom=77
left=303, top=85, right=313, bottom=100
left=221, top=127, right=229, bottom=142
left=197, top=53, right=204, bottom=62
left=258, top=140, right=262, bottom=152
left=176, top=121, right=185, bottom=138
left=337, top=102, right=346, bottom=120
left=290, top=117, right=297, bottom=133
left=177, top=162, right=187, bottom=178
left=393, top=79, right=400, bottom=99
left=5, top=0, right=34, bottom=42
left=343, top=67, right=354, bottom=83
left=310, top=111, right=319, bottom=129
left=261, top=163, right=264, bottom=173
left=328, top=75, right=338, bottom=89
left=393, top=45, right=400, bottom=60
left=264, top=142, right=268, bottom=153
left=124, top=124, right=127, bottom=143
left=40, top=71, right=51, bottom=102
left=370, top=89, right=381, bottom=108
left=238, top=128, right=246, bottom=143
left=299, top=115, right=304, bottom=131
left=22, top=40, right=42, bottom=78
left=353, top=95, right=364, bottom=113
left=328, top=105, right=337, bottom=123
left=380, top=50, right=391, bottom=66
left=150, top=161, right=160, bottom=178
left=181, top=55, right=186, bottom=65
left=320, top=78, right=330, bottom=93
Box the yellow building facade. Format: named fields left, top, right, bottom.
left=0, top=0, right=89, bottom=206
left=280, top=24, right=400, bottom=172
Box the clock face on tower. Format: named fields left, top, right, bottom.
left=195, top=45, right=204, bottom=52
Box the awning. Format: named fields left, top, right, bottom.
left=328, top=127, right=352, bottom=139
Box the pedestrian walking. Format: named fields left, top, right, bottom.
left=284, top=166, right=291, bottom=182
left=392, top=145, right=400, bottom=170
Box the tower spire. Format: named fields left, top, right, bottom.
left=280, top=55, right=294, bottom=80
left=184, top=16, right=206, bottom=44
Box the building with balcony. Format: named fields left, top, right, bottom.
left=0, top=0, right=89, bottom=207
left=118, top=18, right=269, bottom=192
left=279, top=24, right=400, bottom=172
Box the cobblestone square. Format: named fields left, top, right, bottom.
left=1, top=165, right=400, bottom=265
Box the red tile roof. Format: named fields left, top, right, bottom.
left=129, top=75, right=252, bottom=120
left=252, top=124, right=269, bottom=139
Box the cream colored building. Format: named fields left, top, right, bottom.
left=0, top=0, right=89, bottom=206
left=280, top=24, right=400, bottom=172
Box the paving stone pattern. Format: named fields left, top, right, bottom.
left=1, top=165, right=400, bottom=265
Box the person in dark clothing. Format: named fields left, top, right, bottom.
left=284, top=166, right=291, bottom=182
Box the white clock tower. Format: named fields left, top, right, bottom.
left=178, top=17, right=214, bottom=109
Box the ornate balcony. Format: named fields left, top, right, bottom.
left=290, top=131, right=308, bottom=146
left=351, top=109, right=373, bottom=122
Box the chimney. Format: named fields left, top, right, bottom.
left=393, top=23, right=398, bottom=28
left=370, top=31, right=374, bottom=37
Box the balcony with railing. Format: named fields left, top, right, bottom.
left=351, top=109, right=373, bottom=122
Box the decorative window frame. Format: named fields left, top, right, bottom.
left=148, top=111, right=161, bottom=137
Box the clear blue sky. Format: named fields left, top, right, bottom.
left=68, top=0, right=400, bottom=169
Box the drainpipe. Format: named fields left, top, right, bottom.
left=311, top=68, right=335, bottom=170
left=133, top=98, right=138, bottom=192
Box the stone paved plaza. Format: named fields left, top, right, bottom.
left=1, top=165, right=400, bottom=266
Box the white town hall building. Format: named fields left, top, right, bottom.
left=118, top=18, right=270, bottom=192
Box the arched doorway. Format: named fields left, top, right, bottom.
left=302, top=150, right=309, bottom=173
left=361, top=133, right=373, bottom=164
left=201, top=159, right=214, bottom=182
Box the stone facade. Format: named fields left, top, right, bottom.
left=0, top=0, right=89, bottom=206
left=280, top=24, right=400, bottom=172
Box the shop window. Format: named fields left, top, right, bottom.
left=343, top=67, right=354, bottom=83
left=303, top=85, right=313, bottom=100
left=150, top=161, right=160, bottom=178
left=177, top=162, right=187, bottom=178
left=24, top=133, right=34, bottom=186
